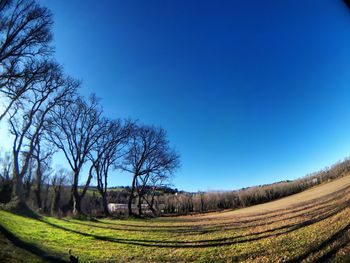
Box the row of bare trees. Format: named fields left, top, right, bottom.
left=158, top=158, right=350, bottom=215
left=0, top=0, right=180, bottom=217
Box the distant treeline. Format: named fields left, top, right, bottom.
left=1, top=155, right=350, bottom=217
left=155, top=158, right=350, bottom=215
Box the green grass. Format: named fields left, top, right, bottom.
left=0, top=232, right=45, bottom=263
left=0, top=181, right=350, bottom=262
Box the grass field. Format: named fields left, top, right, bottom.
left=1, top=175, right=350, bottom=262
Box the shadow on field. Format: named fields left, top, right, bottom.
left=286, top=222, right=350, bottom=263
left=0, top=224, right=67, bottom=263
left=37, top=200, right=350, bottom=248
left=72, top=186, right=350, bottom=235
left=61, top=200, right=337, bottom=235
left=60, top=185, right=350, bottom=237
left=152, top=186, right=350, bottom=225
left=0, top=188, right=348, bottom=263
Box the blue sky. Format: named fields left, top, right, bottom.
left=14, top=0, right=350, bottom=191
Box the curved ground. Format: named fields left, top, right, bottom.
left=0, top=175, right=350, bottom=262
left=195, top=174, right=350, bottom=219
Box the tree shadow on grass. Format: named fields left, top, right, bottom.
left=36, top=201, right=350, bottom=249
left=0, top=198, right=41, bottom=220
left=60, top=200, right=338, bottom=236
left=88, top=187, right=350, bottom=232
left=286, top=222, right=350, bottom=263
left=1, top=205, right=346, bottom=263
left=154, top=186, right=350, bottom=225
left=1, top=193, right=347, bottom=263
left=0, top=224, right=68, bottom=263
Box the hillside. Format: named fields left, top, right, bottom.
left=0, top=174, right=350, bottom=262
left=197, top=173, right=350, bottom=218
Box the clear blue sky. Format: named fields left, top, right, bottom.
left=34, top=0, right=350, bottom=191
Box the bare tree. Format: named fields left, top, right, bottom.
left=122, top=125, right=180, bottom=216
left=47, top=94, right=103, bottom=215
left=1, top=61, right=54, bottom=120
left=32, top=136, right=54, bottom=209
left=89, top=119, right=133, bottom=216
left=8, top=62, right=77, bottom=204
left=0, top=0, right=54, bottom=121
left=141, top=173, right=170, bottom=215
left=22, top=154, right=34, bottom=199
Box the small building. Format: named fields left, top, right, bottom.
left=108, top=203, right=150, bottom=214
left=108, top=203, right=129, bottom=213
left=311, top=178, right=319, bottom=184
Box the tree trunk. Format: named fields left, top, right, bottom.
left=101, top=192, right=110, bottom=217
left=138, top=194, right=142, bottom=216
left=128, top=174, right=137, bottom=216
left=96, top=172, right=110, bottom=216
left=12, top=175, right=25, bottom=202
left=73, top=189, right=82, bottom=215
left=142, top=195, right=156, bottom=215
left=12, top=155, right=25, bottom=203
left=150, top=193, right=156, bottom=213
left=23, top=179, right=32, bottom=200
left=34, top=162, right=42, bottom=209
left=51, top=186, right=61, bottom=214
left=71, top=170, right=83, bottom=215
left=43, top=183, right=50, bottom=212
left=34, top=186, right=42, bottom=209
